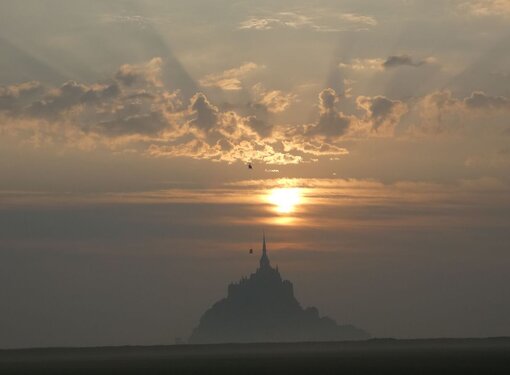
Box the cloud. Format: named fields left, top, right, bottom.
left=283, top=140, right=349, bottom=157
left=92, top=112, right=169, bottom=137
left=420, top=90, right=510, bottom=113
left=0, top=59, right=178, bottom=142
left=239, top=12, right=314, bottom=31
left=409, top=90, right=510, bottom=135
left=339, top=13, right=378, bottom=28
left=239, top=11, right=377, bottom=32
left=305, top=89, right=353, bottom=138
left=126, top=81, right=297, bottom=164
left=5, top=57, right=507, bottom=166
left=147, top=139, right=304, bottom=165
left=464, top=91, right=510, bottom=110
left=239, top=17, right=297, bottom=31
left=252, top=84, right=297, bottom=113
left=0, top=81, right=42, bottom=112
left=357, top=96, right=408, bottom=134
left=383, top=55, right=435, bottom=69
left=282, top=89, right=409, bottom=141
left=28, top=81, right=120, bottom=119
left=186, top=92, right=273, bottom=140
left=188, top=93, right=219, bottom=132
left=409, top=90, right=460, bottom=134
left=115, top=57, right=164, bottom=87
left=339, top=55, right=436, bottom=72
left=199, top=63, right=263, bottom=91
left=4, top=59, right=510, bottom=164
left=0, top=74, right=462, bottom=162
left=245, top=115, right=273, bottom=138
left=339, top=58, right=385, bottom=71
left=458, top=0, right=510, bottom=17
left=100, top=14, right=153, bottom=28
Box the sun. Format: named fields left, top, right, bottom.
left=267, top=188, right=302, bottom=214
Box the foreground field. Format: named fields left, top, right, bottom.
left=1, top=338, right=509, bottom=374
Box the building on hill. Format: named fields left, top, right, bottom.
left=189, top=234, right=370, bottom=344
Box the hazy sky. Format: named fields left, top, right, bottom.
left=1, top=0, right=509, bottom=348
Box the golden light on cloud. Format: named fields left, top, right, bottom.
left=267, top=187, right=302, bottom=214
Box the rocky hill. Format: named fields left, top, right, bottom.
left=189, top=235, right=369, bottom=344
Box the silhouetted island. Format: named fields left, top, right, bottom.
left=189, top=234, right=369, bottom=344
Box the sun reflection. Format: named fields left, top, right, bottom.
left=267, top=187, right=302, bottom=214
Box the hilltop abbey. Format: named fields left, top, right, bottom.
left=189, top=235, right=369, bottom=344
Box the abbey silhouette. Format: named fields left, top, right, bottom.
left=189, top=234, right=369, bottom=344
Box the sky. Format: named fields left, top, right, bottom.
left=1, top=0, right=510, bottom=348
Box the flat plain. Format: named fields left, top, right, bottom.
left=1, top=338, right=510, bottom=374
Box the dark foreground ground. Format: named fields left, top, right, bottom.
left=1, top=338, right=510, bottom=375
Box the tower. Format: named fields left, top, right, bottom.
left=259, top=232, right=270, bottom=270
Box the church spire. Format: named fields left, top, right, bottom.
left=263, top=231, right=267, bottom=255
left=259, top=231, right=270, bottom=269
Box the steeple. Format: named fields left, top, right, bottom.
left=259, top=231, right=270, bottom=269
left=263, top=231, right=267, bottom=254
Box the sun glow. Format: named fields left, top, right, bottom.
left=267, top=188, right=302, bottom=214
